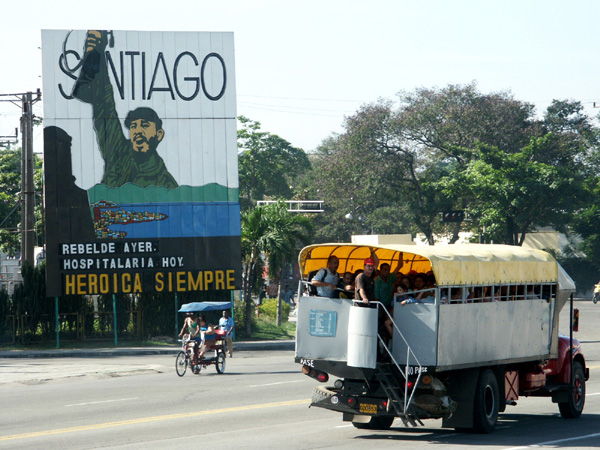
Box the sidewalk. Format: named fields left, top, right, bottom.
left=0, top=339, right=295, bottom=359
left=0, top=311, right=298, bottom=359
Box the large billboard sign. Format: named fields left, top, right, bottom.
left=42, top=30, right=241, bottom=297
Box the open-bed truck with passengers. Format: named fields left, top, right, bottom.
left=295, top=243, right=588, bottom=432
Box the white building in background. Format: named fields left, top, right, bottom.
left=351, top=234, right=415, bottom=246
left=355, top=228, right=581, bottom=258
left=0, top=251, right=21, bottom=296
left=0, top=247, right=45, bottom=296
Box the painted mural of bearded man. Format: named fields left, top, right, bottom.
left=72, top=30, right=178, bottom=189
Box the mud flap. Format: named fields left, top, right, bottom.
left=552, top=389, right=569, bottom=403
left=441, top=368, right=480, bottom=429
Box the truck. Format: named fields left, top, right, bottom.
left=294, top=243, right=588, bottom=432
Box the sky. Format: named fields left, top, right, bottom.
left=1, top=0, right=600, bottom=154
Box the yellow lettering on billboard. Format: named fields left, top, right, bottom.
left=188, top=271, right=203, bottom=290
left=65, top=275, right=76, bottom=295
left=88, top=274, right=98, bottom=294
left=155, top=272, right=164, bottom=292
left=100, top=274, right=109, bottom=294
left=77, top=274, right=87, bottom=295
left=226, top=270, right=235, bottom=290
left=215, top=270, right=225, bottom=289
left=176, top=271, right=186, bottom=291
left=133, top=273, right=142, bottom=293
left=204, top=271, right=214, bottom=289
left=122, top=273, right=131, bottom=293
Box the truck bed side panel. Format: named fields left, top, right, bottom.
left=295, top=296, right=350, bottom=361
left=436, top=301, right=552, bottom=367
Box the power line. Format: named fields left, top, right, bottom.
left=238, top=94, right=367, bottom=103
left=237, top=103, right=348, bottom=118
left=239, top=100, right=354, bottom=113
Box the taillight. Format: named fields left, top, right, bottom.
left=317, top=372, right=329, bottom=383
left=347, top=397, right=357, bottom=407
left=406, top=380, right=414, bottom=390
left=301, top=364, right=329, bottom=383
left=379, top=400, right=388, bottom=410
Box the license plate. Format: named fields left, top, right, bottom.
left=359, top=403, right=377, bottom=414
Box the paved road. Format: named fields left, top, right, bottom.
left=0, top=301, right=598, bottom=449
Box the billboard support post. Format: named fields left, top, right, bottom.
left=230, top=290, right=235, bottom=342
left=175, top=293, right=179, bottom=340
left=55, top=296, right=59, bottom=349
left=113, top=294, right=118, bottom=347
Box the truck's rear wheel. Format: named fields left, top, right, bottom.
left=473, top=369, right=499, bottom=433
left=558, top=361, right=586, bottom=418
left=352, top=415, right=394, bottom=430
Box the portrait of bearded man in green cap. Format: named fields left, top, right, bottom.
left=71, top=30, right=178, bottom=189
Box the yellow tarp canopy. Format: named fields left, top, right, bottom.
left=299, top=243, right=558, bottom=286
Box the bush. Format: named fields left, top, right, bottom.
left=258, top=298, right=290, bottom=322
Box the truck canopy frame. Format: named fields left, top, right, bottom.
left=299, top=243, right=567, bottom=288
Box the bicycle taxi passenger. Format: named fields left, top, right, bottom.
left=198, top=314, right=217, bottom=360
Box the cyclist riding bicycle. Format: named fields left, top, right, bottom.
left=178, top=312, right=202, bottom=369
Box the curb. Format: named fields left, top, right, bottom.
left=0, top=340, right=295, bottom=359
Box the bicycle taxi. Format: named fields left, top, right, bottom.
left=176, top=301, right=231, bottom=376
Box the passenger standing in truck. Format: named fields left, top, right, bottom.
left=354, top=256, right=379, bottom=306
left=375, top=263, right=400, bottom=309
left=311, top=256, right=340, bottom=298
left=375, top=262, right=400, bottom=340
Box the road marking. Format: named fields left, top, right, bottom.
left=248, top=380, right=306, bottom=387
left=503, top=431, right=600, bottom=449
left=0, top=399, right=311, bottom=442
left=587, top=392, right=600, bottom=396
left=65, top=398, right=138, bottom=407
left=335, top=424, right=354, bottom=428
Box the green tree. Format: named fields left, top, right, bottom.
left=398, top=82, right=534, bottom=162
left=0, top=148, right=44, bottom=254
left=238, top=116, right=311, bottom=211
left=306, top=99, right=455, bottom=244
left=573, top=175, right=600, bottom=272
left=241, top=203, right=312, bottom=334
left=307, top=86, right=595, bottom=248
left=442, top=135, right=586, bottom=245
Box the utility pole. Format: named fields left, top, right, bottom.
left=0, top=90, right=42, bottom=268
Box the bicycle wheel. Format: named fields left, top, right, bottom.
left=175, top=351, right=188, bottom=377
left=216, top=351, right=226, bottom=374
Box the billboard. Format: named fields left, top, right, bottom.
left=42, top=30, right=241, bottom=297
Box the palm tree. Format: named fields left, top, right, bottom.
left=241, top=202, right=313, bottom=335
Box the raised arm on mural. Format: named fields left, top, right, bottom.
left=71, top=30, right=178, bottom=189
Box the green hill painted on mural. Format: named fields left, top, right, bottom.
left=88, top=183, right=239, bottom=204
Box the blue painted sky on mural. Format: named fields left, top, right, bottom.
left=1, top=0, right=599, bottom=154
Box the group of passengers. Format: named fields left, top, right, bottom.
left=310, top=255, right=439, bottom=349
left=309, top=255, right=552, bottom=311
left=310, top=255, right=437, bottom=307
